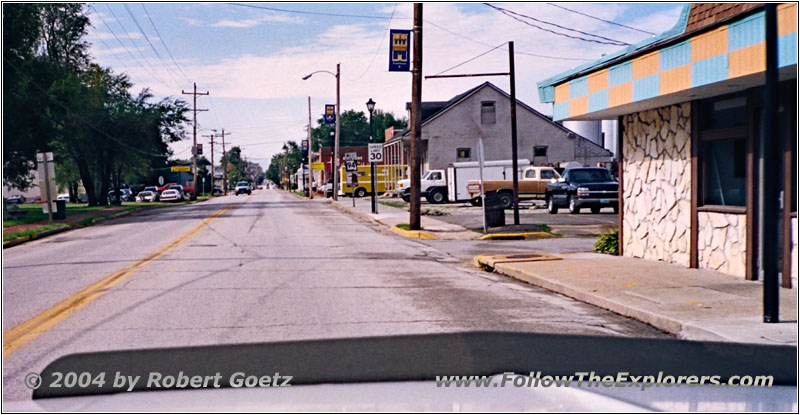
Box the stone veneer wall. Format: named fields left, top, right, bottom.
left=622, top=103, right=691, bottom=266
left=697, top=212, right=747, bottom=277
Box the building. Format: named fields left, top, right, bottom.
left=382, top=82, right=614, bottom=176
left=537, top=3, right=797, bottom=285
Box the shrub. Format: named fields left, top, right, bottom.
left=593, top=230, right=619, bottom=255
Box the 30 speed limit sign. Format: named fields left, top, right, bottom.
left=368, top=143, right=383, bottom=163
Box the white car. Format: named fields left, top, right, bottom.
left=159, top=189, right=183, bottom=202
left=136, top=191, right=156, bottom=202
left=57, top=194, right=70, bottom=201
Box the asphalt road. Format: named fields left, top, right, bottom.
left=2, top=189, right=667, bottom=402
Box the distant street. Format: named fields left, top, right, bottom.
left=3, top=189, right=667, bottom=402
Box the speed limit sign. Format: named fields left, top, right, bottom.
left=368, top=143, right=383, bottom=163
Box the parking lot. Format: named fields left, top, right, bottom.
left=382, top=199, right=618, bottom=236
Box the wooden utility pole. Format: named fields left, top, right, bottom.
left=219, top=129, right=231, bottom=194
left=182, top=83, right=209, bottom=193
left=409, top=3, right=423, bottom=230
left=333, top=63, right=341, bottom=201
left=202, top=133, right=217, bottom=194
left=509, top=41, right=520, bottom=225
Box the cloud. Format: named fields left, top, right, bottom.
left=210, top=13, right=303, bottom=28
left=177, top=17, right=202, bottom=27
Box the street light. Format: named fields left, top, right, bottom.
left=302, top=64, right=340, bottom=201
left=366, top=98, right=377, bottom=214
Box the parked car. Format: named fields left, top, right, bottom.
left=212, top=187, right=224, bottom=195
left=325, top=180, right=334, bottom=198
left=6, top=195, right=26, bottom=204
left=143, top=186, right=160, bottom=201
left=545, top=167, right=619, bottom=214
left=235, top=181, right=251, bottom=195
left=136, top=191, right=156, bottom=202
left=57, top=194, right=70, bottom=202
left=108, top=189, right=133, bottom=202
left=159, top=189, right=183, bottom=202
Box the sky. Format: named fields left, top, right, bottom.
left=84, top=2, right=686, bottom=169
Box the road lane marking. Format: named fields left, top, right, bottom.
left=3, top=200, right=240, bottom=358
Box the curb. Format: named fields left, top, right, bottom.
left=390, top=225, right=436, bottom=240
left=3, top=226, right=70, bottom=249
left=487, top=259, right=704, bottom=340
left=479, top=232, right=554, bottom=240
left=328, top=200, right=379, bottom=225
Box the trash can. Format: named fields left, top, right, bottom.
left=53, top=199, right=67, bottom=220
left=483, top=190, right=505, bottom=228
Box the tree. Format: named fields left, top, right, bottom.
left=310, top=109, right=407, bottom=151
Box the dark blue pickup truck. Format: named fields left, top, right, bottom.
left=545, top=167, right=619, bottom=214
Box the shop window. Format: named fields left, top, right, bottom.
left=533, top=146, right=548, bottom=157
left=481, top=101, right=496, bottom=125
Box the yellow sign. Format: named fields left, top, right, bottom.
left=312, top=162, right=325, bottom=170
left=171, top=166, right=191, bottom=172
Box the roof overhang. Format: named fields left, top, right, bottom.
left=538, top=4, right=798, bottom=121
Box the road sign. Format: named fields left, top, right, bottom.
left=389, top=29, right=411, bottom=71
left=158, top=176, right=164, bottom=185
left=302, top=139, right=309, bottom=153
left=345, top=160, right=358, bottom=172
left=171, top=166, right=191, bottom=172
left=368, top=143, right=383, bottom=163
left=344, top=152, right=357, bottom=161
left=312, top=162, right=325, bottom=170
left=324, top=105, right=336, bottom=124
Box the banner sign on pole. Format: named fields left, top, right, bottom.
left=389, top=30, right=411, bottom=72
left=324, top=105, right=336, bottom=124
left=302, top=139, right=309, bottom=153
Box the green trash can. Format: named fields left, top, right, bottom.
left=53, top=199, right=67, bottom=220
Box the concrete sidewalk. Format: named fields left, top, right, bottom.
left=329, top=197, right=479, bottom=240
left=475, top=252, right=797, bottom=345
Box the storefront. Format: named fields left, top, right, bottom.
left=537, top=3, right=797, bottom=285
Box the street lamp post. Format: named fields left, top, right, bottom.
left=302, top=64, right=340, bottom=200
left=366, top=98, right=377, bottom=214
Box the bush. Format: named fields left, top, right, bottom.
left=593, top=230, right=619, bottom=255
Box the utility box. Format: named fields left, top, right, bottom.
left=483, top=190, right=505, bottom=228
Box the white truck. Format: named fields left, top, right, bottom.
left=396, top=159, right=531, bottom=205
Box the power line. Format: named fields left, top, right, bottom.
left=123, top=4, right=184, bottom=88
left=546, top=3, right=656, bottom=36
left=484, top=3, right=629, bottom=46
left=424, top=19, right=591, bottom=61
left=141, top=4, right=191, bottom=80
left=104, top=4, right=177, bottom=89
left=347, top=3, right=398, bottom=82
left=89, top=5, right=174, bottom=90
left=433, top=42, right=506, bottom=76
left=227, top=2, right=407, bottom=20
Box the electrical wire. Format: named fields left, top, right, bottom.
left=227, top=2, right=408, bottom=20
left=141, top=4, right=191, bottom=80
left=546, top=3, right=656, bottom=36
left=433, top=42, right=506, bottom=76
left=484, top=3, right=629, bottom=46
left=347, top=3, right=398, bottom=82
left=123, top=4, right=184, bottom=88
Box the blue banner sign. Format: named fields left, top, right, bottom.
left=324, top=105, right=336, bottom=124
left=302, top=139, right=309, bottom=153
left=389, top=29, right=411, bottom=72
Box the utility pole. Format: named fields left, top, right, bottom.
left=219, top=129, right=231, bottom=194
left=182, top=83, right=209, bottom=195
left=202, top=132, right=217, bottom=194
left=409, top=3, right=423, bottom=230
left=307, top=96, right=313, bottom=199
left=333, top=63, right=341, bottom=201
left=509, top=41, right=520, bottom=225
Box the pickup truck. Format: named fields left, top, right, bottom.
left=544, top=167, right=618, bottom=214
left=466, top=166, right=561, bottom=209
left=397, top=170, right=447, bottom=204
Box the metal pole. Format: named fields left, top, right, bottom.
left=307, top=96, right=313, bottom=199
left=210, top=134, right=215, bottom=195
left=333, top=63, right=341, bottom=201
left=192, top=83, right=197, bottom=192
left=509, top=41, right=520, bottom=225
left=409, top=3, right=423, bottom=230
left=479, top=138, right=487, bottom=234
left=369, top=108, right=377, bottom=214
left=42, top=153, right=53, bottom=223
left=762, top=3, right=780, bottom=323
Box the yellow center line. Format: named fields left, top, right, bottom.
left=3, top=199, right=243, bottom=358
